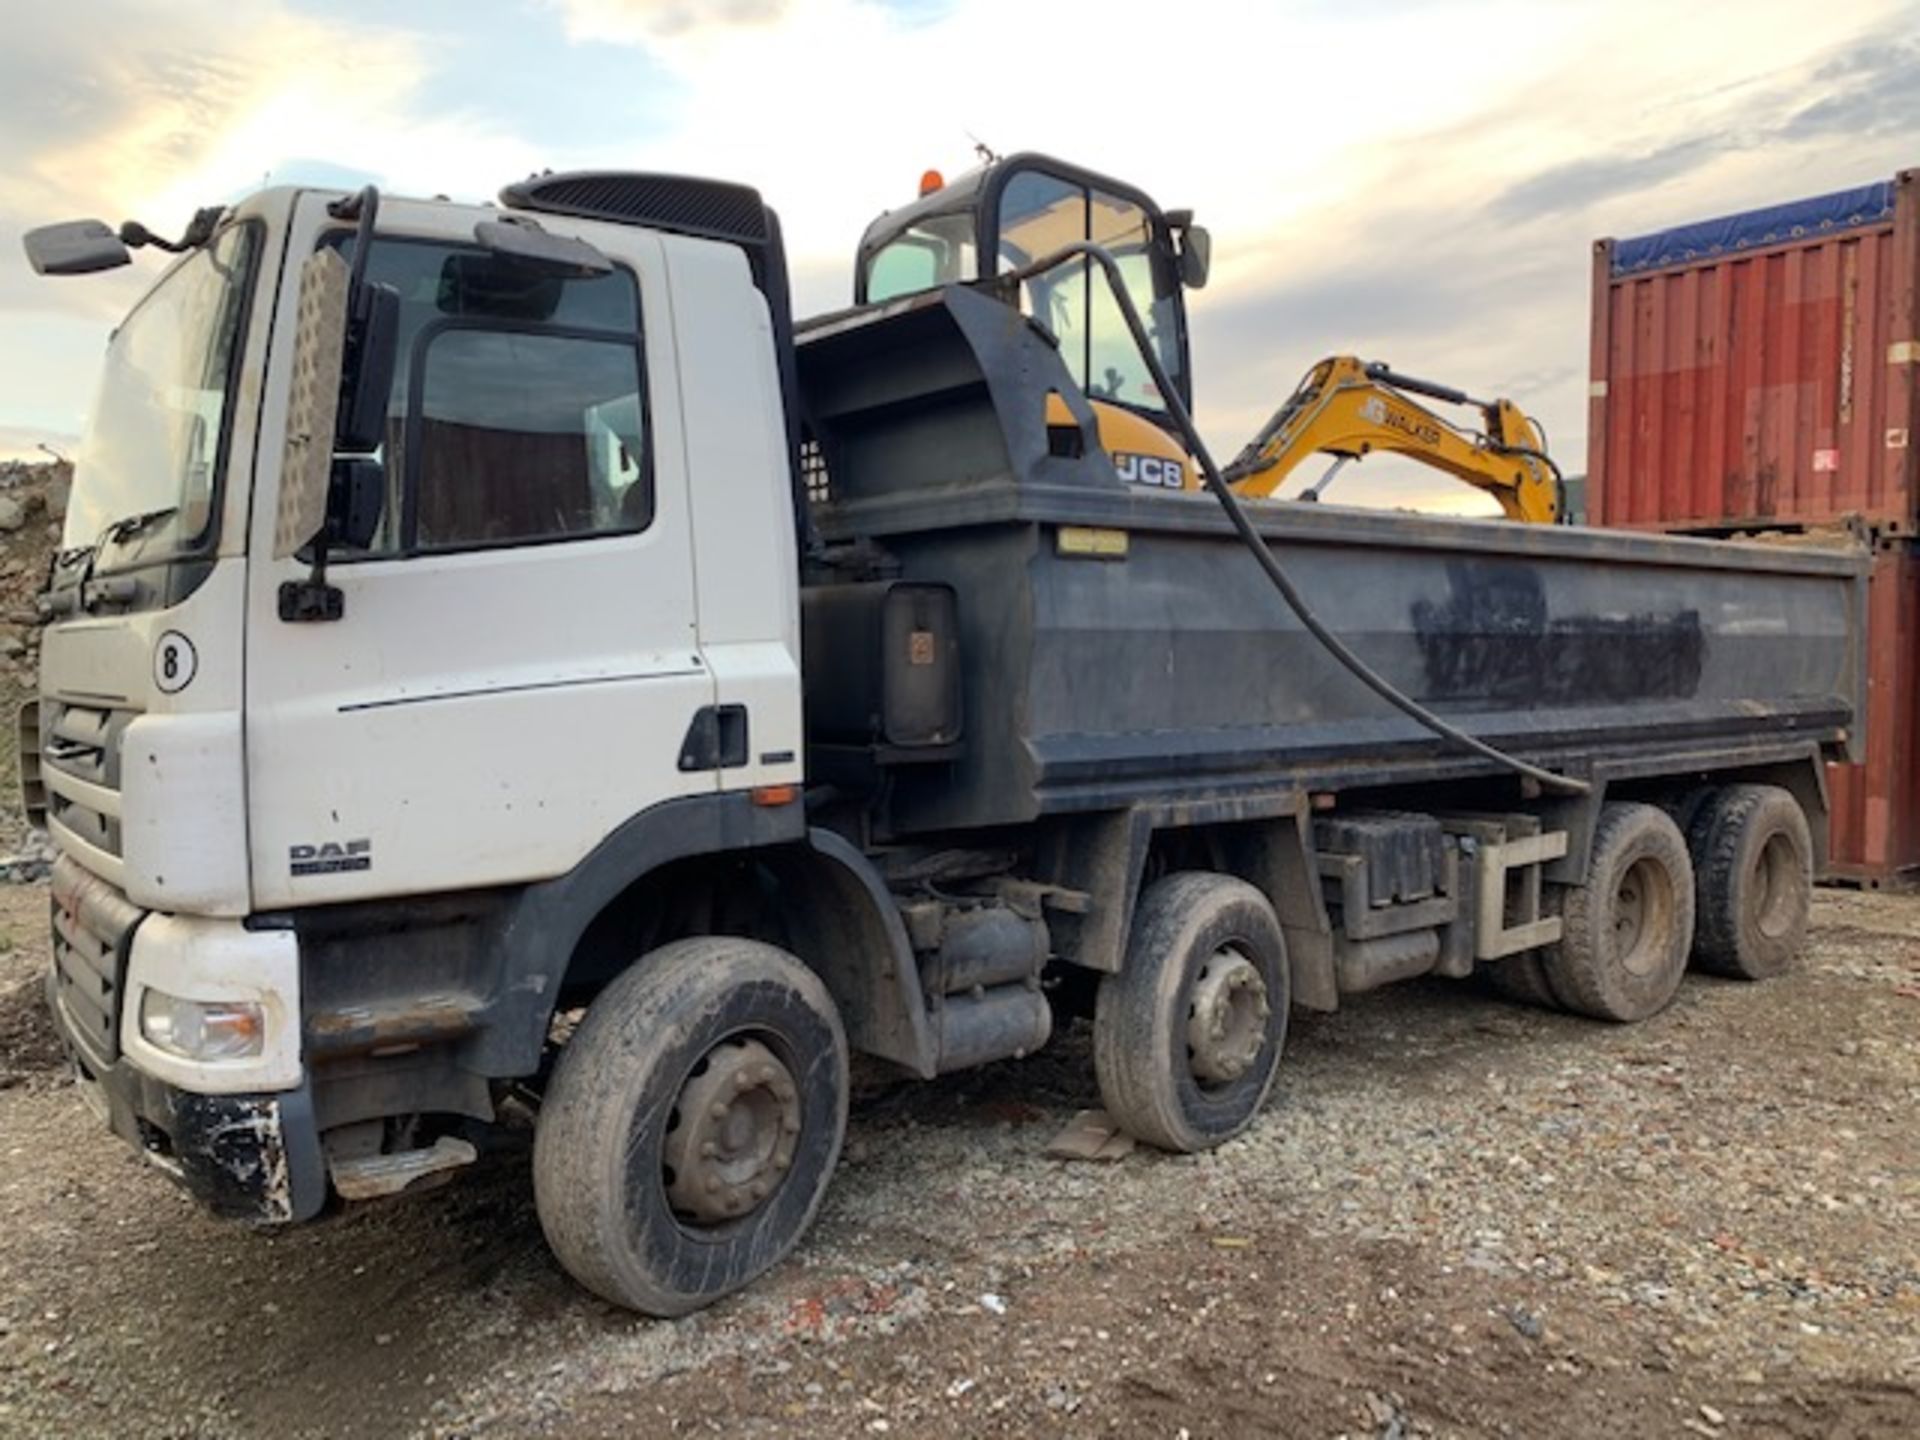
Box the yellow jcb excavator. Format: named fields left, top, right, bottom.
left=1219, top=354, right=1564, bottom=523
left=853, top=153, right=1566, bottom=524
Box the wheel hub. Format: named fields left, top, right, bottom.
left=1753, top=832, right=1800, bottom=939
left=1187, top=948, right=1269, bottom=1086
left=1612, top=856, right=1671, bottom=977
left=663, top=1037, right=800, bottom=1225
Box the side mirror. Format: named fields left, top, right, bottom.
left=23, top=220, right=131, bottom=276
left=335, top=281, right=399, bottom=454
left=326, top=458, right=385, bottom=551
left=1178, top=224, right=1212, bottom=290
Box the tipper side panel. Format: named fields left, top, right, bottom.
left=801, top=288, right=1864, bottom=837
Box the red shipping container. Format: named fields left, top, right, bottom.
left=1826, top=538, right=1920, bottom=886
left=1588, top=168, right=1919, bottom=534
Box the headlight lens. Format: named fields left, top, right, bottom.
left=139, top=991, right=264, bottom=1061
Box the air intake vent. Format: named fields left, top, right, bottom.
left=500, top=171, right=770, bottom=247
left=800, top=436, right=832, bottom=506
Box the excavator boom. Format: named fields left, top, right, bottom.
left=1221, top=356, right=1563, bottom=523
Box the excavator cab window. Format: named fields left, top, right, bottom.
left=867, top=209, right=977, bottom=300
left=994, top=172, right=1182, bottom=419
left=854, top=155, right=1194, bottom=414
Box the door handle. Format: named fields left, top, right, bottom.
left=677, top=704, right=749, bottom=772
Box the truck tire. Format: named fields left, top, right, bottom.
left=533, top=937, right=848, bottom=1316
left=1687, top=784, right=1813, bottom=980
left=1094, top=873, right=1289, bottom=1153
left=1542, top=802, right=1695, bottom=1023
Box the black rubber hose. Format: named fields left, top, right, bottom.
left=995, top=244, right=1591, bottom=797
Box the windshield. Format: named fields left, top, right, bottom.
left=64, top=223, right=260, bottom=565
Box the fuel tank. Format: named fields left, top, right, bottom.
left=794, top=287, right=1865, bottom=836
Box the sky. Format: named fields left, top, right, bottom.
left=2, top=0, right=1916, bottom=513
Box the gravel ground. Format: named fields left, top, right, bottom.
left=1, top=879, right=1916, bottom=1438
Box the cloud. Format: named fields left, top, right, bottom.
left=1490, top=138, right=1724, bottom=225
left=1784, top=32, right=1920, bottom=138
left=550, top=0, right=793, bottom=42
left=1178, top=4, right=1920, bottom=512
left=1484, top=24, right=1920, bottom=228
left=0, top=1, right=545, bottom=438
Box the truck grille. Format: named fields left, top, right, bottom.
left=41, top=699, right=136, bottom=871
left=49, top=854, right=146, bottom=1067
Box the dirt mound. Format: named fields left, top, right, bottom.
left=0, top=961, right=62, bottom=1088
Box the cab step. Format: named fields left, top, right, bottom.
left=329, top=1136, right=478, bottom=1201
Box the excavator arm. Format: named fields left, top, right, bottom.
left=1221, top=356, right=1564, bottom=523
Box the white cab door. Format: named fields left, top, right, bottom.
left=244, top=194, right=715, bottom=909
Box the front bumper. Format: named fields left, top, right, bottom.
left=52, top=986, right=329, bottom=1224
left=45, top=853, right=324, bottom=1224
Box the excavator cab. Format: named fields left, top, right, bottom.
left=856, top=154, right=1208, bottom=449
left=853, top=155, right=1564, bottom=523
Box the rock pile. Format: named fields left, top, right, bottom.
left=0, top=460, right=65, bottom=864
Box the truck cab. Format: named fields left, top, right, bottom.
left=33, top=175, right=811, bottom=1225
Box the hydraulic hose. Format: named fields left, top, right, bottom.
left=994, top=243, right=1591, bottom=797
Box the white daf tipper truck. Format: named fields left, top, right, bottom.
left=21, top=157, right=1861, bottom=1315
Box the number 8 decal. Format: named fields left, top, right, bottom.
left=154, top=630, right=198, bottom=694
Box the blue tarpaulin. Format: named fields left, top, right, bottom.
left=1610, top=181, right=1896, bottom=277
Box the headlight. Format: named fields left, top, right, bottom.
left=139, top=991, right=264, bottom=1061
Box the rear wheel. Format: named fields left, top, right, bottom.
left=533, top=937, right=848, bottom=1316
left=1687, top=784, right=1813, bottom=980
left=1543, top=802, right=1695, bottom=1023
left=1094, top=873, right=1289, bottom=1153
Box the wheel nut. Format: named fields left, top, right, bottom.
left=710, top=1101, right=730, bottom=1121
left=701, top=1140, right=718, bottom=1159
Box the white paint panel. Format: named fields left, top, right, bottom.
left=39, top=558, right=253, bottom=913
left=120, top=711, right=250, bottom=912
left=661, top=235, right=804, bottom=787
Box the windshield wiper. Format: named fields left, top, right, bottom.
left=102, top=505, right=179, bottom=544
left=40, top=505, right=180, bottom=615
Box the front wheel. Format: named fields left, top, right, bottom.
left=1094, top=873, right=1290, bottom=1153
left=533, top=937, right=848, bottom=1316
